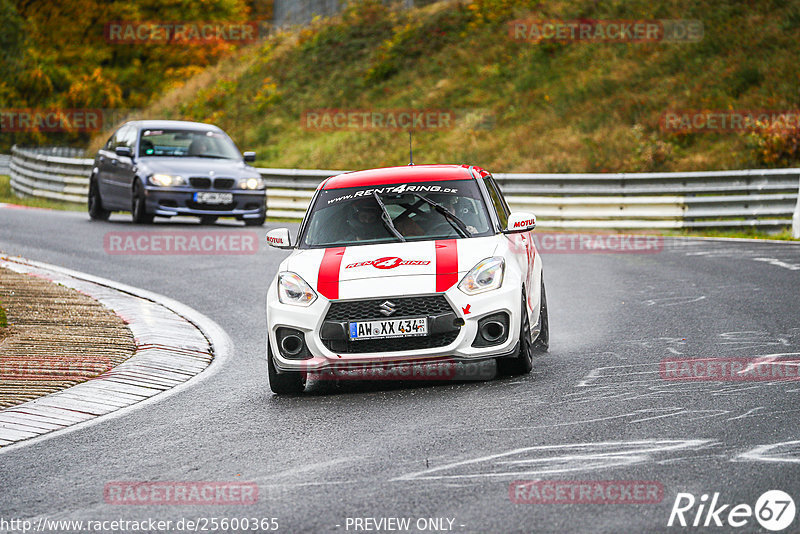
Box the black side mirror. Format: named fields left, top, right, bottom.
left=115, top=146, right=133, bottom=158
left=243, top=151, right=256, bottom=163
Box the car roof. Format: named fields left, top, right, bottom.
left=125, top=120, right=224, bottom=132
left=321, top=164, right=489, bottom=190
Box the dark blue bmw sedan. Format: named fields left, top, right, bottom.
left=88, top=120, right=266, bottom=225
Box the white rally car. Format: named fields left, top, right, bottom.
left=265, top=164, right=548, bottom=394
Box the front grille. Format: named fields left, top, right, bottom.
left=189, top=177, right=211, bottom=188
left=325, top=295, right=453, bottom=321
left=322, top=295, right=458, bottom=354
left=323, top=332, right=459, bottom=354
left=214, top=178, right=235, bottom=189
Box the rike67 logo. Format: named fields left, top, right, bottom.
left=668, top=490, right=796, bottom=531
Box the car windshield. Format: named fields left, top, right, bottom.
left=138, top=129, right=240, bottom=159
left=300, top=179, right=493, bottom=248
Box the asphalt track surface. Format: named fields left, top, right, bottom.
left=1, top=207, right=800, bottom=533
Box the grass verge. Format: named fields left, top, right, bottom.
left=0, top=175, right=84, bottom=211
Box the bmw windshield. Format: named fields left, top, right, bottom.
left=300, top=180, right=493, bottom=248
left=138, top=129, right=241, bottom=159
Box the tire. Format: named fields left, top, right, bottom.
left=199, top=215, right=218, bottom=225
left=88, top=178, right=110, bottom=221
left=497, top=294, right=533, bottom=376
left=533, top=281, right=549, bottom=353
left=267, top=342, right=306, bottom=395
left=245, top=214, right=266, bottom=226
left=131, top=181, right=154, bottom=224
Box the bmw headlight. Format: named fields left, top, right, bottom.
left=239, top=177, right=264, bottom=190
left=277, top=272, right=317, bottom=306
left=458, top=257, right=505, bottom=295
left=149, top=174, right=185, bottom=187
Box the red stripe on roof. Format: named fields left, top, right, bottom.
left=323, top=165, right=478, bottom=190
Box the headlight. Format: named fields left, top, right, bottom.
left=239, top=177, right=263, bottom=190
left=458, top=257, right=505, bottom=295
left=149, top=174, right=185, bottom=187
left=277, top=272, right=317, bottom=306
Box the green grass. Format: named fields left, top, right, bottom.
left=120, top=0, right=800, bottom=173
left=676, top=227, right=799, bottom=241
left=0, top=302, right=7, bottom=329
left=0, top=175, right=84, bottom=211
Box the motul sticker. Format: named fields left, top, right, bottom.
left=345, top=257, right=431, bottom=269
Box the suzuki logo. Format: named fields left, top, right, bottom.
left=379, top=301, right=397, bottom=316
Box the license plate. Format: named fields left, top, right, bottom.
left=349, top=318, right=428, bottom=340
left=194, top=192, right=233, bottom=204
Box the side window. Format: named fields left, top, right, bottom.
left=104, top=131, right=118, bottom=150
left=119, top=126, right=138, bottom=149
left=483, top=176, right=509, bottom=229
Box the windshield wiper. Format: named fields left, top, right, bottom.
left=411, top=193, right=469, bottom=238
left=190, top=154, right=233, bottom=159
left=372, top=191, right=406, bottom=242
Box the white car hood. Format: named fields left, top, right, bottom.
left=283, top=237, right=499, bottom=300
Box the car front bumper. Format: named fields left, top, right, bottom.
left=143, top=186, right=266, bottom=218
left=266, top=280, right=523, bottom=373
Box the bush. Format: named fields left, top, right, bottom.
left=746, top=117, right=800, bottom=167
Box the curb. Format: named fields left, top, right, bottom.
left=0, top=255, right=232, bottom=453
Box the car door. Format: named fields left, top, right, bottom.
left=105, top=125, right=135, bottom=207
left=115, top=125, right=139, bottom=200
left=95, top=130, right=119, bottom=206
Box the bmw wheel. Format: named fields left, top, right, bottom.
left=88, top=178, right=110, bottom=221
left=131, top=181, right=154, bottom=224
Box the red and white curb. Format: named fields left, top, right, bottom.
left=0, top=256, right=231, bottom=452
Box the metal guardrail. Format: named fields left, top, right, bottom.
left=8, top=146, right=800, bottom=233
left=0, top=154, right=10, bottom=175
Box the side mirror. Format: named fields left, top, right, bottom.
left=503, top=212, right=536, bottom=234
left=115, top=146, right=133, bottom=158
left=243, top=151, right=256, bottom=163
left=266, top=228, right=292, bottom=249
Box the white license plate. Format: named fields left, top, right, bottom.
left=194, top=192, right=233, bottom=204
left=349, top=318, right=428, bottom=340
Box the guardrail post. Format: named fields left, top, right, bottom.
left=793, top=175, right=800, bottom=239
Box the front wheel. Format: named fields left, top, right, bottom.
left=533, top=281, right=549, bottom=353
left=496, top=295, right=533, bottom=376
left=131, top=181, right=154, bottom=224
left=267, top=343, right=306, bottom=395
left=88, top=178, right=110, bottom=221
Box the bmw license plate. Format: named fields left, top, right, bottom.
left=194, top=192, right=233, bottom=204
left=349, top=318, right=428, bottom=340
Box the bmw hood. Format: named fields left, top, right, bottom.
left=284, top=237, right=499, bottom=300
left=137, top=157, right=259, bottom=178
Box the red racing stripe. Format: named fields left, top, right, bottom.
left=318, top=247, right=346, bottom=300
left=435, top=239, right=458, bottom=292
